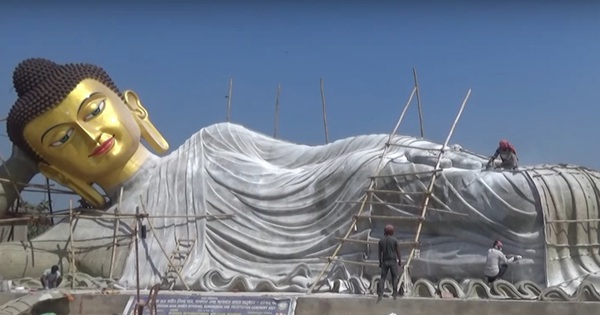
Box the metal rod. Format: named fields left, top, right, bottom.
left=320, top=78, right=330, bottom=144
left=108, top=186, right=124, bottom=279
left=274, top=83, right=281, bottom=138
left=226, top=77, right=233, bottom=122
left=139, top=196, right=191, bottom=291
left=413, top=67, right=425, bottom=138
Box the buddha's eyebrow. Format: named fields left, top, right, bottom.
left=78, top=92, right=100, bottom=114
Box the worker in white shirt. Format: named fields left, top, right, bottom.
left=483, top=240, right=522, bottom=283
left=40, top=265, right=62, bottom=289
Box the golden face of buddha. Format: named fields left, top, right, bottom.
left=23, top=79, right=143, bottom=182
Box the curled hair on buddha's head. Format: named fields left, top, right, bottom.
left=6, top=58, right=123, bottom=162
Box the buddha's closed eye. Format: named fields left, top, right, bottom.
left=84, top=100, right=105, bottom=121
left=51, top=129, right=74, bottom=147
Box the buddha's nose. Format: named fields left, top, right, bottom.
left=78, top=124, right=103, bottom=144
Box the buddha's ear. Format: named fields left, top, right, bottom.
left=122, top=90, right=169, bottom=154
left=38, top=162, right=106, bottom=208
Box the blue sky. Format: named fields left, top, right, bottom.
left=1, top=1, right=600, bottom=210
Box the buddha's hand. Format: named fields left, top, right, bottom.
left=10, top=145, right=38, bottom=174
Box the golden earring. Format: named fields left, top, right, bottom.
left=123, top=90, right=169, bottom=154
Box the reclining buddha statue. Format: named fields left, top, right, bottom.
left=0, top=58, right=598, bottom=294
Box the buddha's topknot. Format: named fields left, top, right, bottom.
left=6, top=58, right=122, bottom=162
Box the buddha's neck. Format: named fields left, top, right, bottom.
left=95, top=145, right=152, bottom=192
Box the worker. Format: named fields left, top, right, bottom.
left=378, top=224, right=402, bottom=300
left=486, top=139, right=518, bottom=170
left=483, top=240, right=522, bottom=283
left=40, top=265, right=62, bottom=289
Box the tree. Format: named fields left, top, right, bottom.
left=13, top=199, right=53, bottom=240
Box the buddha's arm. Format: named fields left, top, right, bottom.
left=0, top=145, right=38, bottom=215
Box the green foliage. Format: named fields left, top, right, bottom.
left=15, top=199, right=53, bottom=240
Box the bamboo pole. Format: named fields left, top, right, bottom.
left=546, top=219, right=600, bottom=223
left=0, top=177, right=56, bottom=188
left=334, top=200, right=468, bottom=217
left=46, top=177, right=54, bottom=225
left=307, top=86, right=417, bottom=294
left=334, top=237, right=419, bottom=247
left=69, top=200, right=76, bottom=289
left=403, top=89, right=472, bottom=282
left=413, top=67, right=425, bottom=138
left=369, top=169, right=442, bottom=178
left=108, top=187, right=124, bottom=279
left=139, top=196, right=191, bottom=291
left=21, top=187, right=79, bottom=195
left=320, top=78, right=330, bottom=144
left=323, top=257, right=378, bottom=267
left=364, top=189, right=425, bottom=195
left=7, top=197, right=18, bottom=241
left=387, top=143, right=444, bottom=151
left=226, top=77, right=233, bottom=122
left=386, top=87, right=417, bottom=144
left=0, top=216, right=53, bottom=225
left=274, top=83, right=281, bottom=138
left=1, top=212, right=235, bottom=220
left=72, top=214, right=234, bottom=220
left=134, top=206, right=141, bottom=310
left=549, top=243, right=600, bottom=248
left=354, top=214, right=423, bottom=221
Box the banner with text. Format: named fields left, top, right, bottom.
left=122, top=294, right=296, bottom=315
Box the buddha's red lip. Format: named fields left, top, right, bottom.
left=89, top=137, right=115, bottom=157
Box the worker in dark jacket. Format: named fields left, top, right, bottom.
left=378, top=224, right=402, bottom=299
left=487, top=139, right=518, bottom=169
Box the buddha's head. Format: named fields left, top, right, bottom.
left=6, top=58, right=169, bottom=208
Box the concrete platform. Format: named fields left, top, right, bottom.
left=0, top=291, right=597, bottom=315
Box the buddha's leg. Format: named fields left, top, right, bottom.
left=0, top=218, right=132, bottom=281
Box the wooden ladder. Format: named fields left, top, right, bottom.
left=308, top=88, right=471, bottom=294
left=162, top=238, right=196, bottom=290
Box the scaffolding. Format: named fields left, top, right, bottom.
left=307, top=80, right=472, bottom=294
left=0, top=181, right=234, bottom=315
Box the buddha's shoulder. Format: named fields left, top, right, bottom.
left=190, top=122, right=259, bottom=138
left=183, top=123, right=267, bottom=143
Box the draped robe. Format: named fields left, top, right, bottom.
left=39, top=123, right=599, bottom=294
